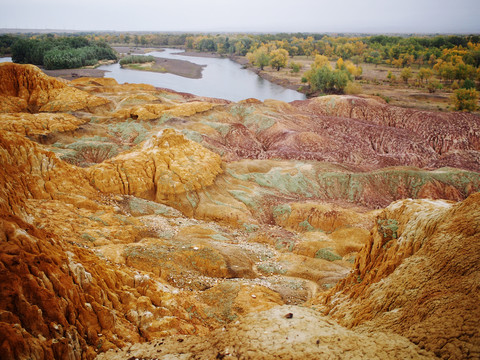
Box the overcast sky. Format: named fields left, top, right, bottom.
left=1, top=0, right=479, bottom=34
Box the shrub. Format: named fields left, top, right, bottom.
left=119, top=55, right=155, bottom=66
left=290, top=61, right=301, bottom=73
left=344, top=82, right=362, bottom=95
left=305, top=65, right=351, bottom=94
left=452, top=88, right=478, bottom=112
left=462, top=78, right=476, bottom=89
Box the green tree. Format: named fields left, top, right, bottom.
left=269, top=49, right=289, bottom=71
left=462, top=79, right=476, bottom=89
left=305, top=65, right=351, bottom=94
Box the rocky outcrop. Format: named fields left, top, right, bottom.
left=315, top=193, right=480, bottom=359
left=195, top=96, right=480, bottom=172
left=86, top=129, right=223, bottom=212
left=0, top=112, right=87, bottom=137
left=0, top=214, right=204, bottom=359
left=0, top=131, right=97, bottom=217
left=96, top=305, right=435, bottom=360
left=0, top=63, right=112, bottom=113
left=297, top=95, right=480, bottom=156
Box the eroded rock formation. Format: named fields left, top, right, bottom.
left=0, top=63, right=479, bottom=359
left=313, top=194, right=480, bottom=359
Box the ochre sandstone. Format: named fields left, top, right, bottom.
left=0, top=63, right=479, bottom=359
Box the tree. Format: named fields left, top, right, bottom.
left=462, top=78, right=476, bottom=89
left=400, top=67, right=413, bottom=84
left=345, top=60, right=362, bottom=79
left=417, top=67, right=433, bottom=83
left=336, top=57, right=345, bottom=70
left=452, top=88, right=478, bottom=111
left=305, top=65, right=351, bottom=94
left=247, top=46, right=270, bottom=70
left=312, top=54, right=329, bottom=68
left=269, top=49, right=289, bottom=71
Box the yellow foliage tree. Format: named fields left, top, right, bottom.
left=312, top=54, right=331, bottom=70
left=345, top=60, right=362, bottom=79
left=269, top=49, right=289, bottom=71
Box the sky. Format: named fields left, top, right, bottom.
left=0, top=0, right=479, bottom=34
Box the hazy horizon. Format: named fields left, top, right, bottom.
left=1, top=0, right=479, bottom=35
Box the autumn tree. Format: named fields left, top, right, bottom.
left=269, top=49, right=289, bottom=71
left=313, top=54, right=331, bottom=69
left=400, top=67, right=413, bottom=84
left=345, top=60, right=362, bottom=79
left=417, top=67, right=433, bottom=83
left=452, top=88, right=478, bottom=111
left=247, top=46, right=271, bottom=70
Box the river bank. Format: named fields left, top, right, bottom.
left=179, top=49, right=306, bottom=93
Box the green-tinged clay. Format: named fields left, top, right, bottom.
left=201, top=120, right=231, bottom=136
left=228, top=190, right=260, bottom=210
left=272, top=204, right=292, bottom=223
left=257, top=262, right=288, bottom=275
left=315, top=247, right=342, bottom=261
left=275, top=238, right=295, bottom=252
left=128, top=197, right=181, bottom=217
left=181, top=129, right=204, bottom=143
left=299, top=219, right=315, bottom=232
left=243, top=223, right=259, bottom=233
left=80, top=233, right=96, bottom=242
left=378, top=218, right=399, bottom=240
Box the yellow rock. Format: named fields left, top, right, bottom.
left=87, top=128, right=222, bottom=203
left=0, top=112, right=86, bottom=136
left=0, top=63, right=112, bottom=113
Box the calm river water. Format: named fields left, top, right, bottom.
left=1, top=51, right=306, bottom=102
left=98, top=49, right=306, bottom=102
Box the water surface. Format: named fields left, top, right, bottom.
left=98, top=49, right=306, bottom=102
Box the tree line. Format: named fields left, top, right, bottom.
left=4, top=35, right=117, bottom=70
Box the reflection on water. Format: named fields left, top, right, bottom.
left=98, top=49, right=306, bottom=102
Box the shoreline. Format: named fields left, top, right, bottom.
left=180, top=49, right=307, bottom=93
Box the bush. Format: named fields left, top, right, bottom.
left=305, top=65, right=351, bottom=94
left=452, top=88, right=478, bottom=112
left=290, top=61, right=301, bottom=73
left=462, top=79, right=476, bottom=90
left=344, top=82, right=362, bottom=95
left=119, top=55, right=155, bottom=66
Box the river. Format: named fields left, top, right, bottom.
left=1, top=51, right=306, bottom=102
left=98, top=49, right=306, bottom=102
